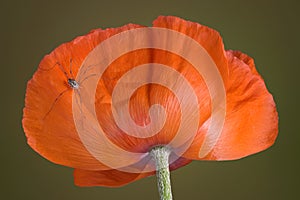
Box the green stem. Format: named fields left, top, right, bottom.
left=150, top=146, right=173, bottom=200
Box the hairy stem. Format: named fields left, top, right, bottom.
left=150, top=146, right=173, bottom=200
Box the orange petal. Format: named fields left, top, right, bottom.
left=22, top=24, right=143, bottom=170
left=92, top=16, right=228, bottom=160
left=227, top=50, right=259, bottom=76
left=74, top=157, right=191, bottom=187
left=95, top=49, right=211, bottom=153
left=153, top=16, right=229, bottom=86
left=74, top=169, right=154, bottom=187
left=184, top=50, right=278, bottom=160
left=74, top=168, right=153, bottom=188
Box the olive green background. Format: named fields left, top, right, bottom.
left=1, top=0, right=299, bottom=199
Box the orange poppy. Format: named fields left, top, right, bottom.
left=22, top=16, right=278, bottom=188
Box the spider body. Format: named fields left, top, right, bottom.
left=68, top=78, right=79, bottom=89
left=40, top=59, right=98, bottom=119
left=40, top=59, right=82, bottom=119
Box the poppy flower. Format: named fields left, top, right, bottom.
left=22, top=15, right=278, bottom=196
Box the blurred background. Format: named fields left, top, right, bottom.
left=1, top=0, right=299, bottom=199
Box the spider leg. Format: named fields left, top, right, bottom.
left=73, top=90, right=91, bottom=131
left=78, top=73, right=97, bottom=85
left=78, top=72, right=119, bottom=86
left=43, top=88, right=69, bottom=120
left=69, top=58, right=74, bottom=78
left=74, top=90, right=84, bottom=116
left=56, top=62, right=69, bottom=78
left=39, top=62, right=60, bottom=72
left=78, top=62, right=100, bottom=80
left=39, top=61, right=70, bottom=79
